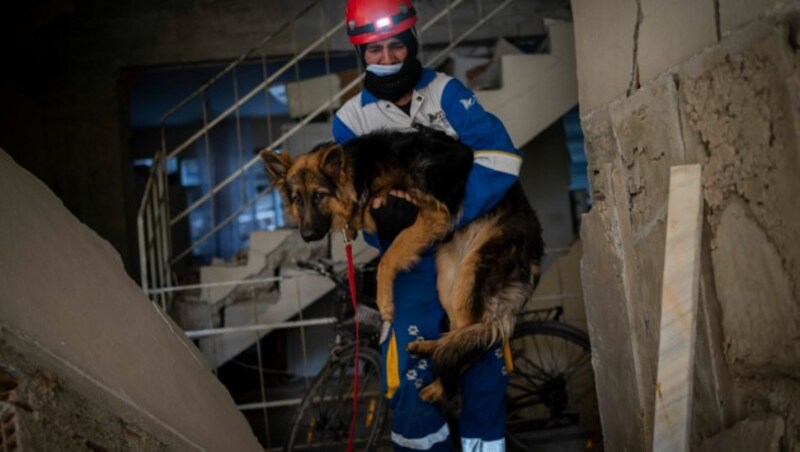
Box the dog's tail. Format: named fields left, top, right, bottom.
left=432, top=316, right=515, bottom=398
left=432, top=271, right=537, bottom=397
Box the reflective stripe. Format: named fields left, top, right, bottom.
left=386, top=331, right=400, bottom=399
left=474, top=151, right=522, bottom=176
left=392, top=422, right=450, bottom=450
left=503, top=341, right=513, bottom=374
left=461, top=436, right=506, bottom=452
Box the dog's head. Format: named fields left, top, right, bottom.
left=260, top=143, right=357, bottom=242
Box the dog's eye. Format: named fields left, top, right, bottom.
left=292, top=194, right=303, bottom=205
left=312, top=192, right=326, bottom=204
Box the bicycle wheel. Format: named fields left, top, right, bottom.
left=505, top=321, right=597, bottom=448
left=286, top=345, right=388, bottom=451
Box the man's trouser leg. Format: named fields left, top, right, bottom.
left=380, top=268, right=451, bottom=451
left=459, top=345, right=510, bottom=451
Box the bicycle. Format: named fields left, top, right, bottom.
left=505, top=307, right=596, bottom=450
left=287, top=261, right=596, bottom=451
left=285, top=259, right=388, bottom=451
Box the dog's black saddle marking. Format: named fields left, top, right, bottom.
left=345, top=127, right=473, bottom=215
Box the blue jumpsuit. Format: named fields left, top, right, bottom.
left=333, top=68, right=522, bottom=451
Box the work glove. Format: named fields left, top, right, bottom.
left=370, top=194, right=419, bottom=243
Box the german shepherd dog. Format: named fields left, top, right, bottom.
left=261, top=127, right=544, bottom=400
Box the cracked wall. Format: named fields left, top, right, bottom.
left=573, top=1, right=800, bottom=450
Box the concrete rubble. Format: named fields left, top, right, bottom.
left=574, top=0, right=800, bottom=449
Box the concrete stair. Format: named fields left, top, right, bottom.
left=475, top=20, right=578, bottom=148
left=179, top=230, right=377, bottom=368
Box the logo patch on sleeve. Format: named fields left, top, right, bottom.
left=459, top=95, right=477, bottom=110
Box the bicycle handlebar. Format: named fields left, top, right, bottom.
left=295, top=258, right=383, bottom=335
left=295, top=259, right=349, bottom=290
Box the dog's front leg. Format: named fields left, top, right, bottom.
left=374, top=204, right=450, bottom=322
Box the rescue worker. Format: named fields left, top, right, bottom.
left=332, top=0, right=522, bottom=449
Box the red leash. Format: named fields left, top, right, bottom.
left=343, top=234, right=359, bottom=452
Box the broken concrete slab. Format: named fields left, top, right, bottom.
left=697, top=416, right=785, bottom=452
left=711, top=200, right=800, bottom=377
left=0, top=343, right=171, bottom=452
left=609, top=73, right=688, bottom=230
left=681, top=29, right=800, bottom=308
left=0, top=149, right=261, bottom=450
left=580, top=108, right=618, bottom=203
left=575, top=4, right=800, bottom=451
left=691, top=227, right=741, bottom=442
left=580, top=205, right=648, bottom=452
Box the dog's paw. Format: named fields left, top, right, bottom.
left=406, top=339, right=436, bottom=355
left=419, top=380, right=444, bottom=403
left=378, top=304, right=394, bottom=323
left=376, top=287, right=395, bottom=323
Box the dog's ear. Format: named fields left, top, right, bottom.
left=260, top=149, right=293, bottom=188
left=319, top=144, right=345, bottom=180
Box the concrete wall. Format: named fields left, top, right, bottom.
left=573, top=0, right=800, bottom=449
left=519, top=120, right=576, bottom=253
left=0, top=149, right=260, bottom=450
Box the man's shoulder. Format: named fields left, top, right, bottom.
left=418, top=70, right=475, bottom=106
left=418, top=69, right=455, bottom=93
left=338, top=92, right=364, bottom=114
left=336, top=92, right=373, bottom=127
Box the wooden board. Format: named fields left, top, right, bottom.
left=652, top=164, right=704, bottom=452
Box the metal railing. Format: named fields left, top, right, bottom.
left=167, top=270, right=331, bottom=450
left=136, top=0, right=524, bottom=302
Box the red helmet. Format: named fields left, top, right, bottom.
left=345, top=0, right=418, bottom=45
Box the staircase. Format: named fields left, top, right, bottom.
left=137, top=0, right=578, bottom=369
left=181, top=231, right=377, bottom=368
left=476, top=20, right=577, bottom=147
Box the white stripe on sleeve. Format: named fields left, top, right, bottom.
left=474, top=151, right=522, bottom=176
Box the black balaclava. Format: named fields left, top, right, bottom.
left=359, top=28, right=422, bottom=103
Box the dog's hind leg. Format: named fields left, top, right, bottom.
left=373, top=200, right=450, bottom=322
left=409, top=220, right=500, bottom=402
left=407, top=220, right=490, bottom=355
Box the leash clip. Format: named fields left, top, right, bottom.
left=341, top=226, right=351, bottom=244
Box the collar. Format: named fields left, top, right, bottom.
left=361, top=68, right=437, bottom=106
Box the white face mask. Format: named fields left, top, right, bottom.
left=366, top=63, right=403, bottom=77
